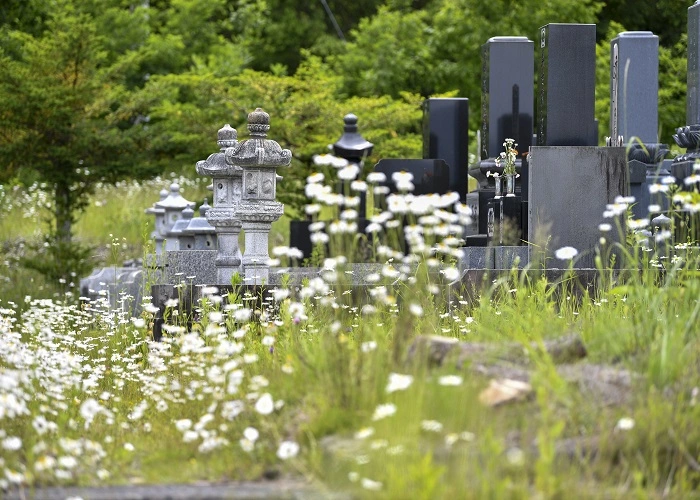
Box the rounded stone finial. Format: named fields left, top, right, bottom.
left=247, top=108, right=271, bottom=137
left=181, top=206, right=194, bottom=220
left=170, top=183, right=180, bottom=194
left=652, top=213, right=671, bottom=229
left=199, top=199, right=211, bottom=217
left=217, top=124, right=238, bottom=148
left=343, top=113, right=359, bottom=133
left=159, top=188, right=168, bottom=200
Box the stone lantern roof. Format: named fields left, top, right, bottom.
left=196, top=124, right=240, bottom=177
left=155, top=183, right=195, bottom=210
left=225, top=108, right=292, bottom=168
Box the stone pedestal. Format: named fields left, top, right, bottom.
left=528, top=146, right=628, bottom=268
left=241, top=220, right=276, bottom=284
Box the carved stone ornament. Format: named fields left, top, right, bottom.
left=224, top=109, right=292, bottom=168
left=196, top=124, right=242, bottom=177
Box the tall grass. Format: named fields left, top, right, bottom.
left=1, top=169, right=700, bottom=497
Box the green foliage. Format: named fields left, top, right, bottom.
left=332, top=0, right=602, bottom=134
left=0, top=0, right=162, bottom=279
left=332, top=7, right=434, bottom=97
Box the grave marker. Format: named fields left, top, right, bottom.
left=537, top=24, right=597, bottom=147
left=610, top=31, right=669, bottom=218
left=423, top=98, right=469, bottom=201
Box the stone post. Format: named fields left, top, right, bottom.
left=196, top=124, right=243, bottom=285
left=145, top=187, right=168, bottom=255
left=226, top=108, right=291, bottom=285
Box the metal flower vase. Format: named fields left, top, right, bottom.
left=505, top=174, right=516, bottom=197
left=493, top=175, right=503, bottom=199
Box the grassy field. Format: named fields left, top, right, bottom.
left=1, top=172, right=700, bottom=498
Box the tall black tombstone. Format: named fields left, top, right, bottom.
left=610, top=31, right=669, bottom=219
left=529, top=24, right=628, bottom=268
left=422, top=98, right=469, bottom=202
left=537, top=24, right=598, bottom=147
left=466, top=36, right=534, bottom=246
left=672, top=1, right=700, bottom=185
left=480, top=37, right=534, bottom=162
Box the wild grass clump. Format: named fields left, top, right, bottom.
left=1, top=166, right=700, bottom=497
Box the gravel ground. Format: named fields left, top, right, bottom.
left=3, top=479, right=344, bottom=500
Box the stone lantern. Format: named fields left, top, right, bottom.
left=333, top=113, right=373, bottom=217
left=225, top=108, right=291, bottom=284
left=145, top=187, right=168, bottom=255
left=332, top=113, right=373, bottom=163
left=184, top=200, right=217, bottom=251
left=195, top=124, right=243, bottom=284
left=172, top=206, right=195, bottom=250
left=155, top=183, right=195, bottom=252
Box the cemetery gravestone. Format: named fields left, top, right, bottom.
left=480, top=37, right=534, bottom=163
left=610, top=31, right=669, bottom=219
left=423, top=98, right=469, bottom=201
left=672, top=1, right=700, bottom=184
left=466, top=36, right=534, bottom=251
left=529, top=23, right=629, bottom=268
left=537, top=24, right=597, bottom=147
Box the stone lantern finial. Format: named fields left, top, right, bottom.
left=218, top=124, right=238, bottom=148
left=247, top=108, right=270, bottom=137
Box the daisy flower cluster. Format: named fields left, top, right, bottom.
left=0, top=286, right=301, bottom=489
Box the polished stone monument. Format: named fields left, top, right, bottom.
left=422, top=98, right=469, bottom=201
left=537, top=24, right=598, bottom=147
left=465, top=36, right=534, bottom=249
left=610, top=31, right=669, bottom=218
left=672, top=1, right=700, bottom=185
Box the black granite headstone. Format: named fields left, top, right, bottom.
left=688, top=1, right=700, bottom=127
left=480, top=37, right=534, bottom=161
left=537, top=24, right=597, bottom=147
left=374, top=159, right=450, bottom=195
left=672, top=2, right=700, bottom=185
left=422, top=98, right=469, bottom=200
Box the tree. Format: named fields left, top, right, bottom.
left=0, top=3, right=158, bottom=278
left=330, top=0, right=603, bottom=134
left=124, top=54, right=423, bottom=214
